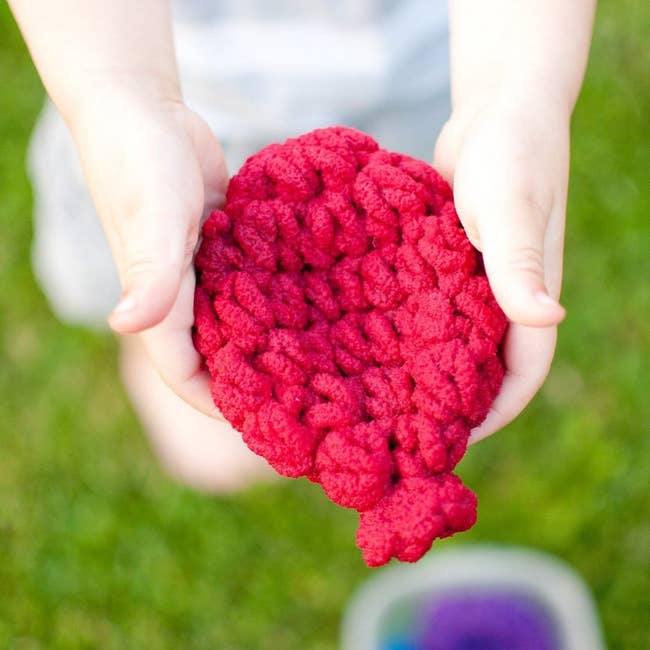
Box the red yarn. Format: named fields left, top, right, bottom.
left=193, top=127, right=507, bottom=566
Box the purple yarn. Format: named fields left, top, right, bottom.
left=417, top=591, right=559, bottom=650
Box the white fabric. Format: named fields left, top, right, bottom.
left=29, top=0, right=450, bottom=326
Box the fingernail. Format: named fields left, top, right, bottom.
left=535, top=291, right=563, bottom=310
left=112, top=292, right=137, bottom=315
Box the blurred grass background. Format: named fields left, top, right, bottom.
left=0, top=1, right=648, bottom=648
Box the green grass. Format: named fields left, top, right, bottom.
left=1, top=1, right=648, bottom=648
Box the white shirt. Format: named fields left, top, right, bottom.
left=171, top=0, right=450, bottom=163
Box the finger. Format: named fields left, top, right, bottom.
left=139, top=265, right=223, bottom=418
left=107, top=204, right=194, bottom=334
left=475, top=193, right=566, bottom=327
left=186, top=114, right=229, bottom=215
left=469, top=322, right=557, bottom=443
left=432, top=118, right=460, bottom=184
left=542, top=202, right=566, bottom=299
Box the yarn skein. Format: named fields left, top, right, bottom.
left=193, top=127, right=507, bottom=566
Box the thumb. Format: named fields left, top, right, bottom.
left=107, top=210, right=193, bottom=334
left=474, top=196, right=566, bottom=327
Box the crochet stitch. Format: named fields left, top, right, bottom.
left=193, top=127, right=507, bottom=566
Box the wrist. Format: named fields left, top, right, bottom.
left=450, top=75, right=573, bottom=131
left=57, top=68, right=183, bottom=134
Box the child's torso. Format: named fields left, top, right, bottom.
left=170, top=0, right=449, bottom=146
left=174, top=0, right=421, bottom=23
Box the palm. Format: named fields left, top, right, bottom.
left=434, top=105, right=569, bottom=442
left=135, top=106, right=230, bottom=415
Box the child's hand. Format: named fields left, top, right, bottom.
left=437, top=0, right=595, bottom=442
left=9, top=1, right=229, bottom=416
left=70, top=86, right=228, bottom=417
left=434, top=90, right=569, bottom=442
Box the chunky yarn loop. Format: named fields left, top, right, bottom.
left=193, top=127, right=507, bottom=566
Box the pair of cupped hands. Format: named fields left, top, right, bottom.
left=71, top=83, right=568, bottom=443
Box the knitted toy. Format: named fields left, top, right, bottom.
left=193, top=127, right=507, bottom=566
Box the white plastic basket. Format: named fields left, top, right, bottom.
left=341, top=545, right=606, bottom=650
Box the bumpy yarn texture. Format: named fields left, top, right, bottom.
left=193, top=127, right=507, bottom=566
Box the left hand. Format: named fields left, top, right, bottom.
left=434, top=89, right=570, bottom=442
left=69, top=84, right=229, bottom=418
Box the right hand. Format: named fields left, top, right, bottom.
left=68, top=83, right=229, bottom=417
left=433, top=89, right=569, bottom=444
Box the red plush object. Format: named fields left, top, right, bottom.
left=193, top=127, right=507, bottom=566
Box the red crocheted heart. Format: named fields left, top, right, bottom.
left=193, top=127, right=507, bottom=566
